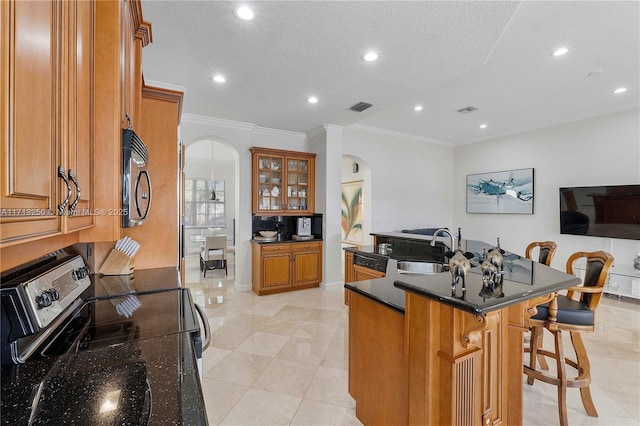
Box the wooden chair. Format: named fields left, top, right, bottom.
left=525, top=241, right=557, bottom=266
left=200, top=235, right=228, bottom=277
left=524, top=251, right=614, bottom=426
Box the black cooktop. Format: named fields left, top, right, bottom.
left=1, top=285, right=207, bottom=425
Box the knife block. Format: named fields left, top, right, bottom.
left=98, top=249, right=134, bottom=275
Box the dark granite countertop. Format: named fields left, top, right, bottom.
left=345, top=238, right=582, bottom=315
left=251, top=237, right=323, bottom=244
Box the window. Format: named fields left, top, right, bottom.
left=184, top=179, right=225, bottom=227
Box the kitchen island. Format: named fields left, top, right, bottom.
left=345, top=237, right=581, bottom=425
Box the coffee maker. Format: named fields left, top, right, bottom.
left=296, top=217, right=311, bottom=237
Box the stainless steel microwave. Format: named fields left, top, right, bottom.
left=122, top=124, right=151, bottom=228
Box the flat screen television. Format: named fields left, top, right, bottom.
left=559, top=184, right=640, bottom=240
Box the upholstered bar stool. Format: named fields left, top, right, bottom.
left=524, top=251, right=614, bottom=426
left=525, top=241, right=557, bottom=266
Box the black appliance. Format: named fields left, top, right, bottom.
left=1, top=252, right=210, bottom=425
left=122, top=114, right=152, bottom=228
left=353, top=253, right=388, bottom=273
left=560, top=185, right=640, bottom=240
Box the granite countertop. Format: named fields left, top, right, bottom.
left=345, top=238, right=582, bottom=315
left=251, top=237, right=323, bottom=244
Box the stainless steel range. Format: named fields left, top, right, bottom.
left=1, top=251, right=210, bottom=425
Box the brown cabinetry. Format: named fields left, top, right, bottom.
left=344, top=250, right=386, bottom=305
left=1, top=0, right=95, bottom=247
left=250, top=147, right=315, bottom=215
left=252, top=241, right=322, bottom=295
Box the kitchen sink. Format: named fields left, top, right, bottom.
left=396, top=261, right=448, bottom=274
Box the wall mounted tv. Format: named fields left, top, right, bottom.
left=559, top=185, right=640, bottom=240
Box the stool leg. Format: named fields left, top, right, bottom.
left=553, top=330, right=569, bottom=426
left=536, top=331, right=549, bottom=371
left=571, top=331, right=598, bottom=417
left=527, top=326, right=541, bottom=385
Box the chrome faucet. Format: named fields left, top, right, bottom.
left=430, top=228, right=455, bottom=250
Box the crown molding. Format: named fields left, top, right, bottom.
left=346, top=124, right=451, bottom=146
left=181, top=114, right=257, bottom=132
left=252, top=126, right=306, bottom=140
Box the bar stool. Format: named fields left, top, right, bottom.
left=525, top=241, right=557, bottom=266
left=524, top=251, right=614, bottom=426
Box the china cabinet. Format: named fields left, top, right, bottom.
left=250, top=147, right=315, bottom=215
left=252, top=241, right=322, bottom=295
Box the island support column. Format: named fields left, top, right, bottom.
left=404, top=292, right=553, bottom=425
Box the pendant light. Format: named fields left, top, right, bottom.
left=210, top=141, right=217, bottom=201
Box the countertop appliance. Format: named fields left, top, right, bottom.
left=1, top=252, right=210, bottom=425
left=297, top=217, right=311, bottom=236
left=122, top=114, right=152, bottom=228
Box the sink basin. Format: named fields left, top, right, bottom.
left=397, top=261, right=447, bottom=274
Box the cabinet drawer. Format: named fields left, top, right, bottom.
left=261, top=244, right=291, bottom=254
left=292, top=241, right=321, bottom=252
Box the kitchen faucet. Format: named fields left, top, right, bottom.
left=430, top=228, right=455, bottom=250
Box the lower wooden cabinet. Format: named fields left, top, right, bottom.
left=344, top=250, right=386, bottom=305
left=252, top=241, right=322, bottom=295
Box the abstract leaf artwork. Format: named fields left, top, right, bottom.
left=467, top=168, right=534, bottom=214
left=341, top=180, right=363, bottom=244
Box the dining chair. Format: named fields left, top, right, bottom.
left=200, top=235, right=228, bottom=277
left=524, top=251, right=614, bottom=426
left=525, top=241, right=557, bottom=266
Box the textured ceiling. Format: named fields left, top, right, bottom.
left=141, top=1, right=639, bottom=146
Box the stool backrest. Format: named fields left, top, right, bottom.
left=566, top=251, right=614, bottom=309
left=525, top=241, right=557, bottom=266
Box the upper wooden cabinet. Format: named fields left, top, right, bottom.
left=1, top=0, right=95, bottom=247
left=250, top=147, right=316, bottom=215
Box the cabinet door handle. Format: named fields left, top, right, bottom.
left=57, top=166, right=72, bottom=216
left=68, top=169, right=81, bottom=216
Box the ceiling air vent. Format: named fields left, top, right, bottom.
left=350, top=101, right=373, bottom=112
left=457, top=106, right=478, bottom=114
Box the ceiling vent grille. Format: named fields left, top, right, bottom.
left=350, top=101, right=373, bottom=112
left=457, top=106, right=478, bottom=114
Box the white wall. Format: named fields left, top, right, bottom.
left=453, top=108, right=640, bottom=270
left=342, top=127, right=455, bottom=233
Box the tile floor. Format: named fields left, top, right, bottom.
left=184, top=255, right=640, bottom=425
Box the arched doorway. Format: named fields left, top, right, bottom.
left=183, top=138, right=239, bottom=284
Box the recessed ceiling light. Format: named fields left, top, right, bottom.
left=613, top=87, right=627, bottom=94
left=414, top=105, right=423, bottom=112
left=235, top=6, right=254, bottom=20
left=362, top=51, right=378, bottom=62
left=479, top=124, right=487, bottom=129
left=551, top=47, right=569, bottom=57
left=307, top=96, right=318, bottom=104
left=213, top=74, right=226, bottom=83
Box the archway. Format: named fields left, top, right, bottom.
left=183, top=137, right=240, bottom=284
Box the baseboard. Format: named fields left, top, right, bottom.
left=234, top=282, right=252, bottom=292
left=320, top=280, right=344, bottom=290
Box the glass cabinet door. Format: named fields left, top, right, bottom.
left=257, top=154, right=283, bottom=212
left=286, top=157, right=309, bottom=211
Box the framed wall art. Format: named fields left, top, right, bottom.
left=466, top=168, right=534, bottom=214
left=341, top=180, right=363, bottom=244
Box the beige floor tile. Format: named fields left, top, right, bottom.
left=220, top=388, right=301, bottom=425
left=260, top=316, right=305, bottom=336
left=331, top=325, right=348, bottom=344
left=201, top=347, right=232, bottom=374
left=290, top=399, right=363, bottom=425
left=224, top=313, right=273, bottom=332
left=276, top=337, right=331, bottom=366
left=320, top=342, right=348, bottom=370
left=252, top=358, right=318, bottom=398
left=205, top=351, right=272, bottom=386
left=305, top=309, right=344, bottom=326
left=210, top=325, right=254, bottom=351
left=271, top=305, right=315, bottom=321
left=235, top=331, right=291, bottom=357
left=293, top=321, right=339, bottom=341
left=304, top=366, right=355, bottom=409
left=201, top=378, right=248, bottom=425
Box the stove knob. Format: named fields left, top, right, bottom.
left=36, top=292, right=52, bottom=309
left=47, top=288, right=60, bottom=301
left=72, top=266, right=88, bottom=280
